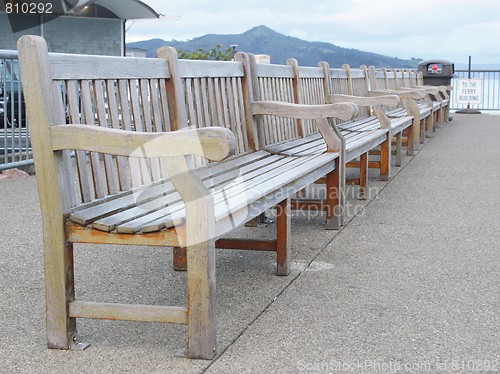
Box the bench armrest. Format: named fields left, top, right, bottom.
left=431, top=85, right=453, bottom=92
left=368, top=89, right=424, bottom=100
left=421, top=85, right=452, bottom=100
left=414, top=86, right=439, bottom=95
left=50, top=125, right=237, bottom=162
left=251, top=101, right=358, bottom=122
left=252, top=101, right=358, bottom=152
left=327, top=93, right=400, bottom=108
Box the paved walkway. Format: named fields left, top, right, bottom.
left=1, top=113, right=499, bottom=373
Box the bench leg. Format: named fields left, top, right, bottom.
left=173, top=247, right=187, bottom=271
left=276, top=198, right=291, bottom=276
left=379, top=136, right=390, bottom=181
left=437, top=106, right=444, bottom=127
left=44, top=239, right=78, bottom=349
left=413, top=118, right=421, bottom=152
left=406, top=123, right=415, bottom=156
left=427, top=113, right=434, bottom=138
left=186, top=219, right=216, bottom=359
left=395, top=133, right=402, bottom=167
left=420, top=118, right=426, bottom=144
left=325, top=158, right=343, bottom=229
left=358, top=152, right=368, bottom=200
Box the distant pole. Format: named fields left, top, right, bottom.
left=468, top=55, right=471, bottom=79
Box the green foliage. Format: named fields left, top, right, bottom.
left=177, top=44, right=232, bottom=61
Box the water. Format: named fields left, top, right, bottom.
left=451, top=71, right=500, bottom=110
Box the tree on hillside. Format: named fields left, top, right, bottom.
left=177, top=44, right=232, bottom=61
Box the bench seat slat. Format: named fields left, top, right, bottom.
left=345, top=129, right=389, bottom=161
left=70, top=151, right=271, bottom=221
left=140, top=154, right=305, bottom=233
left=266, top=132, right=322, bottom=153
left=103, top=154, right=292, bottom=233
left=338, top=118, right=381, bottom=132
left=281, top=138, right=327, bottom=156
left=71, top=151, right=281, bottom=227
left=336, top=116, right=377, bottom=131
left=214, top=152, right=340, bottom=237
left=390, top=116, right=414, bottom=135
left=140, top=152, right=338, bottom=234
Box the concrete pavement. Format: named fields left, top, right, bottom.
left=1, top=113, right=499, bottom=373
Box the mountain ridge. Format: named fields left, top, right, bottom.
left=127, top=25, right=422, bottom=68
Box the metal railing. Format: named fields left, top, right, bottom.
left=450, top=70, right=500, bottom=111
left=1, top=49, right=33, bottom=171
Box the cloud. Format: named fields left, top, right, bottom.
left=126, top=0, right=500, bottom=64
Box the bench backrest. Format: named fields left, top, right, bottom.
left=19, top=36, right=187, bottom=209
left=415, top=70, right=425, bottom=86
left=175, top=58, right=253, bottom=168
left=408, top=69, right=419, bottom=88
left=401, top=70, right=414, bottom=89
left=367, top=67, right=388, bottom=91
left=383, top=68, right=397, bottom=90
left=256, top=59, right=334, bottom=145
left=252, top=61, right=299, bottom=147
left=339, top=65, right=371, bottom=119
left=231, top=56, right=331, bottom=149
left=393, top=69, right=406, bottom=90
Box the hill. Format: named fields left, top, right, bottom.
left=127, top=25, right=422, bottom=69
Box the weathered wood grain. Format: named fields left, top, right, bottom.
left=69, top=301, right=188, bottom=324
left=50, top=125, right=237, bottom=162
left=18, top=34, right=77, bottom=350
left=252, top=101, right=357, bottom=122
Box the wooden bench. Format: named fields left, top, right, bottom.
left=366, top=66, right=429, bottom=150
left=410, top=69, right=452, bottom=125
left=242, top=58, right=351, bottom=227
left=321, top=63, right=415, bottom=173
left=386, top=68, right=437, bottom=139
left=238, top=57, right=400, bottom=228
left=399, top=69, right=442, bottom=136
left=18, top=35, right=357, bottom=359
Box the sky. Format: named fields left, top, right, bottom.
left=126, top=0, right=500, bottom=66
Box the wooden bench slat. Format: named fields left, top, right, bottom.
left=94, top=80, right=120, bottom=195
left=214, top=153, right=339, bottom=230
left=139, top=154, right=301, bottom=233
left=267, top=132, right=322, bottom=153
left=50, top=54, right=170, bottom=80
left=345, top=129, right=389, bottom=161
left=128, top=79, right=152, bottom=186
left=69, top=301, right=188, bottom=324
left=178, top=59, right=243, bottom=78
left=278, top=137, right=327, bottom=157
left=391, top=116, right=414, bottom=135
left=66, top=80, right=92, bottom=203
left=99, top=154, right=289, bottom=232
left=71, top=151, right=276, bottom=225
left=106, top=80, right=130, bottom=191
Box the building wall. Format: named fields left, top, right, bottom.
left=0, top=12, right=123, bottom=56
left=0, top=13, right=41, bottom=50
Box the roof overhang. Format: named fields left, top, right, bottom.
left=71, top=0, right=161, bottom=20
